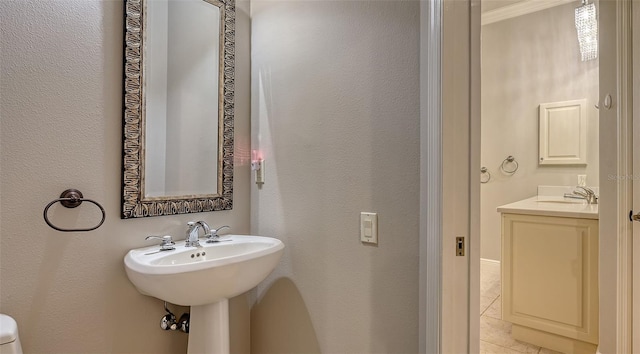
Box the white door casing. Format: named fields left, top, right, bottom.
left=419, top=0, right=478, bottom=352
left=419, top=0, right=443, bottom=351
left=470, top=0, right=482, bottom=352
left=598, top=0, right=633, bottom=353
left=631, top=1, right=640, bottom=351
left=465, top=0, right=632, bottom=353
left=442, top=0, right=474, bottom=353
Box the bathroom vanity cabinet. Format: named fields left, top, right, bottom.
left=498, top=197, right=599, bottom=354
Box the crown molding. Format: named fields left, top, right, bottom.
left=482, top=0, right=575, bottom=25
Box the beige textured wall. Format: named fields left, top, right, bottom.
left=480, top=3, right=599, bottom=261
left=0, top=0, right=251, bottom=353
left=249, top=1, right=420, bottom=352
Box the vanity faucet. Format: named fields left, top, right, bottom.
left=568, top=186, right=598, bottom=205
left=185, top=221, right=211, bottom=247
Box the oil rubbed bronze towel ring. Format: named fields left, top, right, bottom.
left=43, top=189, right=106, bottom=232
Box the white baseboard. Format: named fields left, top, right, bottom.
left=481, top=258, right=500, bottom=265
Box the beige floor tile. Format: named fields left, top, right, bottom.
left=484, top=296, right=502, bottom=319
left=481, top=294, right=498, bottom=315
left=480, top=340, right=528, bottom=354
left=481, top=285, right=501, bottom=315
left=481, top=278, right=501, bottom=300
left=538, top=347, right=564, bottom=354
left=480, top=263, right=501, bottom=301
left=481, top=263, right=500, bottom=276
left=480, top=264, right=500, bottom=280
left=480, top=316, right=540, bottom=354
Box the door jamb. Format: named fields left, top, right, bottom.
left=419, top=0, right=443, bottom=352
left=461, top=0, right=634, bottom=353
left=632, top=0, right=640, bottom=350
left=613, top=0, right=633, bottom=352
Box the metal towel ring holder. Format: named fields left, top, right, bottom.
left=500, top=156, right=519, bottom=175
left=480, top=167, right=491, bottom=184
left=43, top=189, right=106, bottom=232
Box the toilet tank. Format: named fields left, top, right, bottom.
left=0, top=314, right=22, bottom=354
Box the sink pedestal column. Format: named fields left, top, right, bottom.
left=187, top=300, right=230, bottom=354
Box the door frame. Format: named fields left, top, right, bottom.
left=632, top=1, right=640, bottom=351
left=418, top=0, right=445, bottom=351
left=594, top=0, right=633, bottom=352
left=419, top=0, right=479, bottom=352
left=419, top=0, right=634, bottom=352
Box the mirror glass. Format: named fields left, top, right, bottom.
left=144, top=0, right=221, bottom=197
left=121, top=0, right=234, bottom=219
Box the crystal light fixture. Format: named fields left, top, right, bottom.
left=575, top=0, right=598, bottom=61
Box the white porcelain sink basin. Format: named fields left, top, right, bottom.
left=535, top=196, right=587, bottom=204
left=124, top=235, right=284, bottom=306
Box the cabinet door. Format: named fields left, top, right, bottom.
left=502, top=214, right=598, bottom=344
left=539, top=99, right=588, bottom=165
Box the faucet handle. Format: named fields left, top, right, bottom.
left=206, top=225, right=231, bottom=243
left=213, top=225, right=230, bottom=234
left=573, top=186, right=598, bottom=205
left=575, top=186, right=596, bottom=195
left=146, top=235, right=176, bottom=251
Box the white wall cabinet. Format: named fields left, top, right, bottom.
left=539, top=99, right=587, bottom=165
left=502, top=213, right=598, bottom=354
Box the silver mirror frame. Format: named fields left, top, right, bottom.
left=121, top=0, right=235, bottom=219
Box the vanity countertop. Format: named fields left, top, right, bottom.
left=497, top=196, right=599, bottom=220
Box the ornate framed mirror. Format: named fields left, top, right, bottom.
left=121, top=0, right=235, bottom=219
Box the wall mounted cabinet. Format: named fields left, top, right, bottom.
left=539, top=99, right=587, bottom=166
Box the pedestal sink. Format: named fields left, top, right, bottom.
left=124, top=235, right=284, bottom=354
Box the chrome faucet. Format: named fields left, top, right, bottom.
left=185, top=221, right=211, bottom=247
left=565, top=186, right=598, bottom=205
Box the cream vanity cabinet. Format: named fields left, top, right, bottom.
left=498, top=197, right=598, bottom=354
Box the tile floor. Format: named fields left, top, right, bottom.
left=480, top=260, right=562, bottom=354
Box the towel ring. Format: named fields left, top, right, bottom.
left=480, top=167, right=491, bottom=184
left=43, top=189, right=106, bottom=232
left=500, top=156, right=519, bottom=174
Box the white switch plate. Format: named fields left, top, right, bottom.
left=577, top=174, right=586, bottom=187
left=360, top=212, right=378, bottom=244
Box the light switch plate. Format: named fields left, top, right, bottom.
left=360, top=212, right=378, bottom=244
left=577, top=174, right=586, bottom=187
